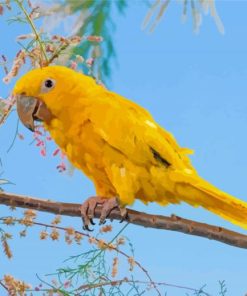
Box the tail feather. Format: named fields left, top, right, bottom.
left=171, top=170, right=247, bottom=230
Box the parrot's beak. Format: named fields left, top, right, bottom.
left=16, top=95, right=53, bottom=132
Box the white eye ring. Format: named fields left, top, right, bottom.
left=41, top=78, right=56, bottom=93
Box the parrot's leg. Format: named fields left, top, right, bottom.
left=80, top=196, right=127, bottom=231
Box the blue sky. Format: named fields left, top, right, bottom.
left=1, top=1, right=247, bottom=295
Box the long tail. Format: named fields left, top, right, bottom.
left=171, top=170, right=247, bottom=230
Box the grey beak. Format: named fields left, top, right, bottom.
left=16, top=95, right=53, bottom=132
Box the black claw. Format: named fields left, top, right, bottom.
left=119, top=218, right=125, bottom=223
left=119, top=213, right=128, bottom=223
left=99, top=219, right=106, bottom=225
left=90, top=218, right=95, bottom=225
left=83, top=225, right=94, bottom=232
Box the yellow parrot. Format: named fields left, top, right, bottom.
left=13, top=65, right=247, bottom=230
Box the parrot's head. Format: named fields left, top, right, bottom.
left=13, top=65, right=95, bottom=131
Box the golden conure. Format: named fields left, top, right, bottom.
left=13, top=65, right=247, bottom=230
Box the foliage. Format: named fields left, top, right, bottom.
left=219, top=280, right=227, bottom=296
left=0, top=179, right=11, bottom=192
left=37, top=0, right=128, bottom=82
left=0, top=210, right=215, bottom=295
left=143, top=0, right=224, bottom=34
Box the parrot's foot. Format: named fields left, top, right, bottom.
left=80, top=196, right=127, bottom=231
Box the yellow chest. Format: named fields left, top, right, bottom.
left=47, top=117, right=108, bottom=178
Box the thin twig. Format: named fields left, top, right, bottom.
left=14, top=0, right=48, bottom=64
left=1, top=217, right=210, bottom=296
left=0, top=280, right=8, bottom=292
left=48, top=43, right=70, bottom=65
left=22, top=220, right=160, bottom=295
left=0, top=217, right=161, bottom=295
left=7, top=119, right=19, bottom=153
left=0, top=96, right=16, bottom=128
left=1, top=192, right=247, bottom=249
left=76, top=277, right=210, bottom=296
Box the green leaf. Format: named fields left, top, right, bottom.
left=64, top=0, right=128, bottom=82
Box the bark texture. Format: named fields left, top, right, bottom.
left=1, top=191, right=247, bottom=249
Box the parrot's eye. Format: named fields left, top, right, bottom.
left=45, top=79, right=53, bottom=88
left=41, top=78, right=56, bottom=93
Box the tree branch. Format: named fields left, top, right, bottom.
left=1, top=191, right=247, bottom=249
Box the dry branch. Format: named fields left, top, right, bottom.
left=1, top=191, right=247, bottom=249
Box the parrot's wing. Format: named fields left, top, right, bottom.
left=87, top=91, right=194, bottom=170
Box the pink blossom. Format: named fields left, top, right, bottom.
left=18, top=133, right=24, bottom=140
left=40, top=148, right=46, bottom=157
left=63, top=280, right=71, bottom=289
left=57, top=163, right=66, bottom=172
left=70, top=61, right=77, bottom=70
left=53, top=148, right=60, bottom=156
left=86, top=58, right=94, bottom=67
left=86, top=35, right=103, bottom=42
